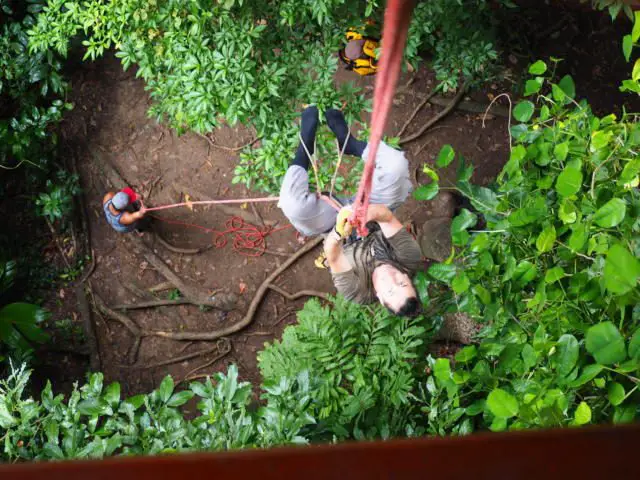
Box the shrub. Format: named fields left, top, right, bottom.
left=414, top=61, right=640, bottom=432
left=0, top=0, right=70, bottom=170
left=0, top=261, right=49, bottom=366
left=0, top=1, right=67, bottom=367
left=0, top=299, right=434, bottom=461
left=28, top=0, right=507, bottom=192
left=259, top=296, right=433, bottom=441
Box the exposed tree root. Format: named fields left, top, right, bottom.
left=111, top=299, right=195, bottom=310
left=76, top=283, right=101, bottom=371
left=148, top=236, right=324, bottom=341
left=267, top=284, right=331, bottom=302
left=274, top=310, right=296, bottom=326
left=179, top=338, right=233, bottom=383
left=396, top=87, right=439, bottom=138
left=155, top=234, right=213, bottom=255
left=45, top=218, right=72, bottom=270
left=92, top=292, right=144, bottom=365
left=399, top=85, right=467, bottom=145
left=149, top=281, right=175, bottom=293
left=131, top=236, right=237, bottom=310
left=77, top=248, right=96, bottom=284
left=132, top=343, right=222, bottom=370
left=69, top=147, right=102, bottom=369
left=197, top=132, right=260, bottom=152
left=395, top=86, right=510, bottom=118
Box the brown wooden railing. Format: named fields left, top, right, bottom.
left=3, top=424, right=639, bottom=480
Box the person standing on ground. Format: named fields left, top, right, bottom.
left=102, top=188, right=148, bottom=233
left=278, top=106, right=421, bottom=317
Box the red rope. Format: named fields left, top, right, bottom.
left=151, top=214, right=291, bottom=257
left=349, top=0, right=415, bottom=236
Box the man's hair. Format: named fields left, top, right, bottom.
left=386, top=296, right=421, bottom=318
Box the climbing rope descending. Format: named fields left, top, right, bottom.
left=349, top=0, right=415, bottom=235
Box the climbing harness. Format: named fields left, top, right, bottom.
left=297, top=127, right=350, bottom=211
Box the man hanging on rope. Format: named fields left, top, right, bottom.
left=102, top=188, right=149, bottom=234
left=279, top=106, right=421, bottom=317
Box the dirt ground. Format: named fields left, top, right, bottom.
left=37, top=4, right=639, bottom=397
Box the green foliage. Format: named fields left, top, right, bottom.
left=415, top=62, right=640, bottom=432
left=35, top=169, right=81, bottom=224
left=258, top=297, right=433, bottom=441
left=406, top=0, right=506, bottom=92
left=0, top=260, right=49, bottom=365
left=0, top=0, right=70, bottom=170
left=586, top=0, right=635, bottom=21
left=1, top=298, right=437, bottom=460
left=28, top=0, right=507, bottom=193
left=0, top=364, right=255, bottom=460
left=29, top=0, right=369, bottom=136
left=621, top=11, right=640, bottom=95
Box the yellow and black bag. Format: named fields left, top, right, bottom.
left=339, top=29, right=379, bottom=76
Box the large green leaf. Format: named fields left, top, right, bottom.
left=558, top=199, right=577, bottom=224
left=608, top=382, right=625, bottom=406
left=604, top=244, right=640, bottom=294
left=524, top=78, right=542, bottom=96
left=487, top=388, right=519, bottom=418
left=535, top=225, right=556, bottom=253
left=414, top=271, right=430, bottom=307
left=619, top=158, right=640, bottom=184
left=568, top=223, right=588, bottom=252
left=593, top=198, right=626, bottom=228
left=159, top=376, right=175, bottom=403
left=629, top=329, right=640, bottom=361
left=167, top=391, right=195, bottom=407
left=428, top=263, right=457, bottom=285
left=586, top=322, right=626, bottom=365
left=554, top=142, right=569, bottom=162
left=435, top=144, right=455, bottom=168
left=455, top=345, right=477, bottom=364
left=413, top=183, right=439, bottom=201
left=555, top=166, right=583, bottom=197
left=451, top=208, right=477, bottom=246
left=544, top=266, right=565, bottom=284
left=452, top=272, right=470, bottom=294
left=573, top=402, right=591, bottom=426
left=556, top=334, right=579, bottom=376
left=528, top=60, right=547, bottom=75
left=433, top=358, right=452, bottom=383
left=633, top=10, right=640, bottom=42
left=558, top=75, right=576, bottom=99
left=569, top=364, right=604, bottom=387
left=457, top=182, right=499, bottom=215
left=513, top=261, right=537, bottom=287
left=0, top=302, right=48, bottom=343
left=623, top=34, right=633, bottom=62
left=513, top=101, right=535, bottom=122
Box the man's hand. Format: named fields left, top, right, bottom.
left=133, top=206, right=146, bottom=220
left=324, top=230, right=351, bottom=273
left=365, top=204, right=393, bottom=223
left=365, top=204, right=403, bottom=238
left=335, top=206, right=353, bottom=238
